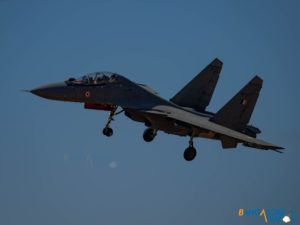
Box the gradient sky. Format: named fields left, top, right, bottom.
left=0, top=1, right=299, bottom=225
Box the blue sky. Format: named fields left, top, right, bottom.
left=0, top=1, right=299, bottom=224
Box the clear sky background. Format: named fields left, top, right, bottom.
left=0, top=1, right=299, bottom=224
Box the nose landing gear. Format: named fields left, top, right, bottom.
left=103, top=127, right=113, bottom=137
left=102, top=106, right=123, bottom=137
left=183, top=137, right=197, bottom=161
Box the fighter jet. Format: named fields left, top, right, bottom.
left=29, top=58, right=284, bottom=161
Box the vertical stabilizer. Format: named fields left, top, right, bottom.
left=211, top=76, right=263, bottom=131
left=170, top=58, right=223, bottom=112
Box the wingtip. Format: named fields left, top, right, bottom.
left=270, top=146, right=285, bottom=153
left=272, top=149, right=284, bottom=153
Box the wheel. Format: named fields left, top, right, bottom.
left=103, top=127, right=113, bottom=137
left=183, top=147, right=197, bottom=161
left=143, top=128, right=156, bottom=142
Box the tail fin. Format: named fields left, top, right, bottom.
left=211, top=76, right=263, bottom=131
left=170, top=58, right=223, bottom=112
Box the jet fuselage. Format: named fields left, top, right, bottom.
left=29, top=62, right=283, bottom=162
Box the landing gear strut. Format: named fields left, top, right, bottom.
left=102, top=106, right=123, bottom=137
left=183, top=136, right=197, bottom=161
left=143, top=128, right=157, bottom=142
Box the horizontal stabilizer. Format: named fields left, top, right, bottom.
left=144, top=105, right=284, bottom=151
left=171, top=58, right=223, bottom=112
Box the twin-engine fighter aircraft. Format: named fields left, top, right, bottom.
left=30, top=58, right=284, bottom=161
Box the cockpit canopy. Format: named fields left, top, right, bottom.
left=66, top=72, right=121, bottom=85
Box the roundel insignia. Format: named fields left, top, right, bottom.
left=85, top=91, right=91, bottom=98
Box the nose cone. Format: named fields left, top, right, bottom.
left=31, top=82, right=70, bottom=101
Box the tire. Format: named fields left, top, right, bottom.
left=183, top=147, right=197, bottom=161
left=103, top=127, right=113, bottom=137
left=143, top=128, right=156, bottom=142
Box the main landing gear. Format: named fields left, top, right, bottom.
left=183, top=136, right=197, bottom=161
left=102, top=106, right=123, bottom=137
left=143, top=128, right=157, bottom=142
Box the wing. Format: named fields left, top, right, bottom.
left=170, top=58, right=223, bottom=112
left=141, top=106, right=284, bottom=151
